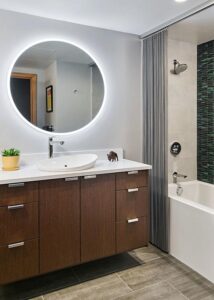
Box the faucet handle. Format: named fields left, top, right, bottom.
left=49, top=136, right=64, bottom=145
left=173, top=172, right=187, bottom=178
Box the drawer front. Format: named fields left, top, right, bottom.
left=116, top=171, right=148, bottom=190
left=116, top=188, right=148, bottom=222
left=116, top=217, right=148, bottom=253
left=0, top=202, right=39, bottom=245
left=0, top=182, right=38, bottom=207
left=0, top=239, right=39, bottom=284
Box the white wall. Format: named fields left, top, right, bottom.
left=168, top=39, right=197, bottom=183
left=56, top=61, right=91, bottom=132
left=0, top=10, right=142, bottom=160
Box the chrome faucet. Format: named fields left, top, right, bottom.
left=173, top=172, right=187, bottom=196
left=48, top=137, right=64, bottom=158
left=172, top=172, right=187, bottom=184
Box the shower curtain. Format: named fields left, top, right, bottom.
left=142, top=30, right=168, bottom=252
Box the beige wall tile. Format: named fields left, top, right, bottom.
left=168, top=39, right=197, bottom=183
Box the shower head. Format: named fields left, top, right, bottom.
left=171, top=59, right=188, bottom=74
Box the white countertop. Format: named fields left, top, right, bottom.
left=0, top=159, right=152, bottom=185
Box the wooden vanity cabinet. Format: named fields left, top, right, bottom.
left=39, top=178, right=80, bottom=274
left=81, top=174, right=116, bottom=262
left=0, top=170, right=149, bottom=285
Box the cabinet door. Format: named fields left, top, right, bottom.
left=81, top=174, right=116, bottom=263
left=40, top=178, right=80, bottom=274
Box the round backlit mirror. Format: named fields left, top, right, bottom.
left=10, top=41, right=104, bottom=133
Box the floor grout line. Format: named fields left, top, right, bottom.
left=140, top=255, right=168, bottom=263
left=115, top=273, right=133, bottom=292
left=113, top=280, right=175, bottom=300
left=166, top=279, right=190, bottom=300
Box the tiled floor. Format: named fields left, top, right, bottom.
left=33, top=245, right=214, bottom=300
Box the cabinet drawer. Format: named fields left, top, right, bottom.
left=0, top=182, right=38, bottom=207
left=0, top=202, right=39, bottom=245
left=116, top=217, right=148, bottom=253
left=116, top=171, right=148, bottom=190
left=0, top=239, right=39, bottom=284
left=116, top=188, right=148, bottom=222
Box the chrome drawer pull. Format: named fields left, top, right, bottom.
left=128, top=171, right=138, bottom=175
left=8, top=204, right=24, bottom=210
left=128, top=188, right=139, bottom=193
left=84, top=175, right=96, bottom=180
left=65, top=177, right=78, bottom=182
left=8, top=183, right=25, bottom=188
left=127, top=218, right=139, bottom=224
left=8, top=242, right=24, bottom=249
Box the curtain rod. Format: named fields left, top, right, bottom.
left=139, top=1, right=214, bottom=40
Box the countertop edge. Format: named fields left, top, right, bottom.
left=0, top=159, right=152, bottom=185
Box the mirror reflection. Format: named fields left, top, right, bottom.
left=10, top=41, right=104, bottom=133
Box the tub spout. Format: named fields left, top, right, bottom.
left=173, top=172, right=187, bottom=184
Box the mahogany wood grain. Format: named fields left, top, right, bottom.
left=116, top=171, right=148, bottom=190
left=40, top=179, right=80, bottom=274
left=0, top=202, right=38, bottom=245
left=0, top=239, right=39, bottom=284
left=81, top=174, right=116, bottom=263
left=116, top=217, right=148, bottom=253
left=0, top=182, right=39, bottom=207
left=116, top=188, right=148, bottom=222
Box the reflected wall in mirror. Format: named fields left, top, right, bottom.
left=10, top=41, right=104, bottom=133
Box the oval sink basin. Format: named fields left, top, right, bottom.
left=37, top=154, right=98, bottom=172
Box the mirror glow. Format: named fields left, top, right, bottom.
left=10, top=41, right=104, bottom=133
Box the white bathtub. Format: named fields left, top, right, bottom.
left=169, top=180, right=214, bottom=283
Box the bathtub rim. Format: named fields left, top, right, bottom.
left=169, top=180, right=214, bottom=215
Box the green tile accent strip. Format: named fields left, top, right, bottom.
left=197, top=40, right=214, bottom=184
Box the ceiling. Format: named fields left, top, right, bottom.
left=14, top=42, right=94, bottom=70
left=169, top=4, right=214, bottom=44
left=0, top=0, right=212, bottom=35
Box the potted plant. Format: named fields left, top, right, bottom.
left=2, top=148, right=20, bottom=171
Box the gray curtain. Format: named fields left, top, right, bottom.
left=142, top=30, right=168, bottom=252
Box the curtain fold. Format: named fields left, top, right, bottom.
left=142, top=30, right=168, bottom=252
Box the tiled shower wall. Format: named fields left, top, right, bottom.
left=197, top=40, right=214, bottom=184
left=168, top=39, right=197, bottom=183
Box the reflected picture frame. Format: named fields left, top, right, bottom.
left=46, top=85, right=53, bottom=112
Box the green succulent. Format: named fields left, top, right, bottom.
left=2, top=148, right=20, bottom=157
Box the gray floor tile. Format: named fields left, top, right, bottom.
left=22, top=245, right=214, bottom=300
left=118, top=255, right=191, bottom=291
left=133, top=244, right=167, bottom=263
left=43, top=274, right=132, bottom=300
left=115, top=281, right=187, bottom=300
left=202, top=296, right=214, bottom=300
left=167, top=271, right=214, bottom=300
